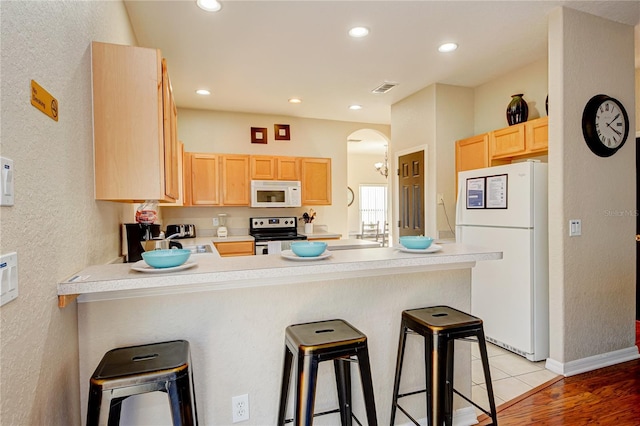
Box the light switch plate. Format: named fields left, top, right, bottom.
left=1, top=157, right=15, bottom=206
left=0, top=252, right=18, bottom=306
left=569, top=219, right=582, bottom=237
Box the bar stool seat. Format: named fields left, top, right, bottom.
left=86, top=340, right=198, bottom=426
left=277, top=319, right=378, bottom=425
left=390, top=306, right=498, bottom=426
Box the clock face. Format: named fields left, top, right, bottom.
left=594, top=99, right=627, bottom=149
left=582, top=94, right=630, bottom=157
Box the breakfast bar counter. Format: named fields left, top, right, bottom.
left=58, top=244, right=500, bottom=303
left=66, top=244, right=501, bottom=425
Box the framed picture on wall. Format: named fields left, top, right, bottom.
left=275, top=124, right=290, bottom=140
left=251, top=127, right=267, bottom=144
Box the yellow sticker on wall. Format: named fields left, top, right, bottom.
left=30, top=80, right=58, bottom=121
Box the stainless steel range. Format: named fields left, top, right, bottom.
left=250, top=216, right=307, bottom=255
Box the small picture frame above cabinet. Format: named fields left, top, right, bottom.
left=251, top=127, right=268, bottom=144
left=275, top=124, right=290, bottom=140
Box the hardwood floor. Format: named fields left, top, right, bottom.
left=476, top=358, right=640, bottom=425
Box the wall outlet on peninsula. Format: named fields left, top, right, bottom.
left=232, top=394, right=249, bottom=423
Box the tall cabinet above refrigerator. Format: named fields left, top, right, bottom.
left=456, top=161, right=548, bottom=361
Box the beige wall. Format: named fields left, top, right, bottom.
left=548, top=8, right=636, bottom=366
left=166, top=108, right=390, bottom=237
left=347, top=152, right=389, bottom=235
left=0, top=2, right=136, bottom=424
left=390, top=84, right=474, bottom=238
left=474, top=58, right=549, bottom=134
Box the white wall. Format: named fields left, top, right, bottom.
left=547, top=8, right=636, bottom=367
left=165, top=108, right=390, bottom=237
left=0, top=2, right=136, bottom=424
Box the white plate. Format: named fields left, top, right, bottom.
left=131, top=260, right=197, bottom=273
left=397, top=244, right=443, bottom=254
left=280, top=250, right=332, bottom=261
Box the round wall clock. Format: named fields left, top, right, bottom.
left=581, top=94, right=629, bottom=157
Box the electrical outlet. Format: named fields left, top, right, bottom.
left=212, top=217, right=219, bottom=227
left=437, top=193, right=444, bottom=205
left=232, top=394, right=249, bottom=423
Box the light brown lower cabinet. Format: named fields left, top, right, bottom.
left=214, top=241, right=254, bottom=257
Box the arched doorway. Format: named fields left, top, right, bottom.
left=346, top=129, right=391, bottom=243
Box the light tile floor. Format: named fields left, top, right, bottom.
left=469, top=343, right=560, bottom=417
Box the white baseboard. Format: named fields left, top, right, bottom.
left=397, top=406, right=479, bottom=426
left=546, top=346, right=640, bottom=377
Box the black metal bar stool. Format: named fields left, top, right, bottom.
left=390, top=306, right=498, bottom=426
left=86, top=340, right=198, bottom=426
left=277, top=319, right=378, bottom=426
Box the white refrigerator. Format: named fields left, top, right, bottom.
left=456, top=161, right=548, bottom=361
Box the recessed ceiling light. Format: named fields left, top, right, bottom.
left=348, top=27, right=369, bottom=38
left=196, top=0, right=222, bottom=12
left=288, top=98, right=302, bottom=104
left=349, top=104, right=363, bottom=110
left=438, top=42, right=458, bottom=53
left=196, top=89, right=211, bottom=95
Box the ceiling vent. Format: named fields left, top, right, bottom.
left=371, top=82, right=398, bottom=94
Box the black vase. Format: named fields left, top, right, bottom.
left=506, top=94, right=529, bottom=126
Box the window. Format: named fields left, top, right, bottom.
left=359, top=184, right=387, bottom=225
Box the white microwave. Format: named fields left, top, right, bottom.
left=251, top=180, right=302, bottom=208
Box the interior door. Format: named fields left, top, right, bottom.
left=398, top=150, right=425, bottom=237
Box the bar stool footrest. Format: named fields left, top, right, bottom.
left=452, top=388, right=494, bottom=418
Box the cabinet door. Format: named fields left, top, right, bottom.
left=301, top=158, right=332, bottom=205
left=455, top=134, right=489, bottom=173
left=277, top=156, right=300, bottom=180
left=189, top=153, right=219, bottom=205
left=221, top=155, right=250, bottom=205
left=250, top=156, right=276, bottom=180
left=91, top=42, right=176, bottom=202
left=162, top=59, right=179, bottom=201
left=525, top=117, right=548, bottom=153
left=490, top=124, right=526, bottom=159
left=214, top=241, right=254, bottom=257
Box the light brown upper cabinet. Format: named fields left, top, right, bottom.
left=250, top=155, right=300, bottom=180
left=250, top=156, right=277, bottom=180
left=184, top=153, right=219, bottom=206
left=455, top=134, right=490, bottom=174
left=184, top=153, right=250, bottom=206
left=490, top=117, right=548, bottom=160
left=220, top=155, right=250, bottom=205
left=524, top=116, right=549, bottom=154
left=301, top=157, right=332, bottom=205
left=91, top=41, right=178, bottom=202
left=455, top=117, right=549, bottom=177
left=276, top=156, right=300, bottom=180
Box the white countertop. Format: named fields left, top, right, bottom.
left=324, top=238, right=381, bottom=250
left=58, top=244, right=501, bottom=303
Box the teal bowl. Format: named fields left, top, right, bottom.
left=399, top=236, right=434, bottom=249
left=290, top=241, right=327, bottom=257
left=142, top=249, right=191, bottom=268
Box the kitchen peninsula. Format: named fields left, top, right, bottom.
left=60, top=244, right=501, bottom=425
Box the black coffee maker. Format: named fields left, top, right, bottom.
left=122, top=223, right=161, bottom=263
